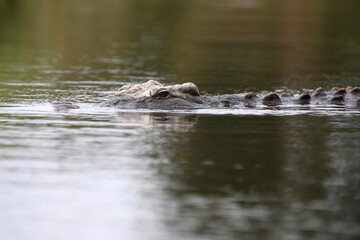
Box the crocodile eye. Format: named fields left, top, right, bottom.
left=152, top=88, right=170, bottom=98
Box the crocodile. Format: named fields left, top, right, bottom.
left=100, top=80, right=360, bottom=109
left=53, top=80, right=360, bottom=110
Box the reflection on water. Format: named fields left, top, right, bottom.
left=148, top=115, right=360, bottom=240
left=116, top=112, right=198, bottom=132
left=1, top=0, right=360, bottom=240
left=1, top=108, right=360, bottom=240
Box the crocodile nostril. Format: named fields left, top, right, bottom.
left=152, top=88, right=170, bottom=98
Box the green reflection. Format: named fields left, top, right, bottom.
left=139, top=114, right=360, bottom=239
left=1, top=0, right=360, bottom=98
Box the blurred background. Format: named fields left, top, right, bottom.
left=1, top=0, right=360, bottom=97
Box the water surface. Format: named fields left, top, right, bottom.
left=1, top=0, right=360, bottom=240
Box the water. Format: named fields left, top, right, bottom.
left=1, top=0, right=360, bottom=240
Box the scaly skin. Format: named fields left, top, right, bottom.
left=101, top=80, right=360, bottom=109
left=56, top=80, right=360, bottom=110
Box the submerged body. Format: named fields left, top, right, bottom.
left=100, top=80, right=360, bottom=110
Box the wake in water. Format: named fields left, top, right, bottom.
left=3, top=80, right=360, bottom=116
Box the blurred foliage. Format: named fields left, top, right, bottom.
left=1, top=0, right=360, bottom=91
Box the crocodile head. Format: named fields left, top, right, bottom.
left=103, top=80, right=203, bottom=109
